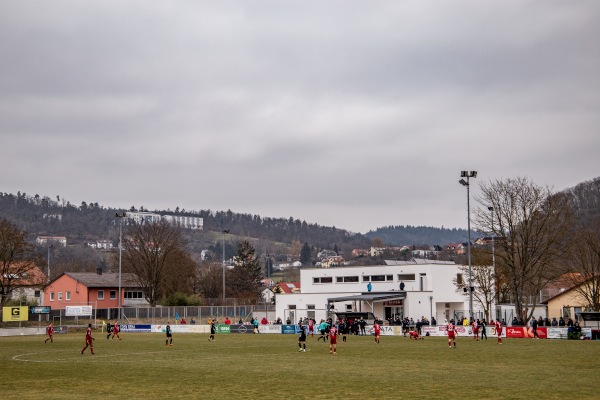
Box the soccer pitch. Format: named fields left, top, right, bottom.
left=1, top=332, right=599, bottom=399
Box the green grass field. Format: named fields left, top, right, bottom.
left=1, top=332, right=599, bottom=399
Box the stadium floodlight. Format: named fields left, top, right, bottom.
left=458, top=171, right=477, bottom=321
left=115, top=212, right=127, bottom=320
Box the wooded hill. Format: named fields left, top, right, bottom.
left=1, top=176, right=597, bottom=260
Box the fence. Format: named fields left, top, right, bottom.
left=1, top=304, right=274, bottom=327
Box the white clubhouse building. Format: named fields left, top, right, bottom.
left=275, top=259, right=490, bottom=324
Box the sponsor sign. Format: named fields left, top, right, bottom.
left=121, top=324, right=152, bottom=333
left=217, top=324, right=231, bottom=334
left=2, top=306, right=29, bottom=322
left=54, top=326, right=68, bottom=334
left=282, top=324, right=296, bottom=334
left=30, top=306, right=51, bottom=314
left=65, top=305, right=92, bottom=316
left=366, top=325, right=395, bottom=336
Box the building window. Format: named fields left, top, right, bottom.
left=66, top=291, right=71, bottom=301
left=313, top=277, right=333, bottom=284
left=398, top=274, right=416, bottom=281
left=456, top=273, right=463, bottom=285
left=364, top=275, right=393, bottom=282
left=345, top=304, right=353, bottom=311
left=110, top=290, right=117, bottom=300
left=58, top=292, right=62, bottom=301
left=125, top=291, right=143, bottom=299
left=34, top=290, right=41, bottom=298
left=336, top=276, right=359, bottom=283
left=50, top=292, right=55, bottom=301
left=307, top=304, right=315, bottom=320
left=98, top=290, right=104, bottom=300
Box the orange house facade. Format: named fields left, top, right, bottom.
left=44, top=271, right=144, bottom=310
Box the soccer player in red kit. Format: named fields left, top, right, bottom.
left=111, top=320, right=122, bottom=340
left=81, top=323, right=95, bottom=355
left=495, top=319, right=503, bottom=344
left=329, top=325, right=338, bottom=354
left=370, top=321, right=382, bottom=344
left=45, top=323, right=54, bottom=343
left=408, top=330, right=424, bottom=340
left=471, top=319, right=479, bottom=341
left=446, top=320, right=457, bottom=348
left=308, top=319, right=314, bottom=337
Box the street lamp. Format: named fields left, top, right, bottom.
left=115, top=212, right=127, bottom=320
left=488, top=206, right=497, bottom=313
left=222, top=229, right=230, bottom=304
left=459, top=170, right=477, bottom=321
left=47, top=244, right=53, bottom=283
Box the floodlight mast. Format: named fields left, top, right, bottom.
left=459, top=171, right=477, bottom=321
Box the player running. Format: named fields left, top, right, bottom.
left=370, top=320, right=382, bottom=344
left=495, top=319, right=503, bottom=344
left=81, top=323, right=95, bottom=354
left=165, top=321, right=173, bottom=346
left=329, top=324, right=338, bottom=354
left=298, top=323, right=307, bottom=352
left=446, top=320, right=457, bottom=348
left=45, top=323, right=54, bottom=343
left=408, top=330, right=424, bottom=340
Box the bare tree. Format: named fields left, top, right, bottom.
left=0, top=219, right=40, bottom=307
left=474, top=177, right=575, bottom=321
left=121, top=221, right=187, bottom=306
left=563, top=217, right=600, bottom=311
left=196, top=261, right=224, bottom=300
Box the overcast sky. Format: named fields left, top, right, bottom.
left=1, top=1, right=598, bottom=234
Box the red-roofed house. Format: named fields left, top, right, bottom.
left=1, top=264, right=46, bottom=305
left=43, top=271, right=147, bottom=309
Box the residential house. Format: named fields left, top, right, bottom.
left=544, top=277, right=598, bottom=321
left=2, top=264, right=46, bottom=305
left=43, top=271, right=147, bottom=310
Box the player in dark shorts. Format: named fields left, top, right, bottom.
left=298, top=323, right=307, bottom=352
left=165, top=321, right=173, bottom=346
left=339, top=318, right=349, bottom=342
left=209, top=319, right=216, bottom=341
left=81, top=323, right=95, bottom=354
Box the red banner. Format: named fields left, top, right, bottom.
left=505, top=326, right=547, bottom=338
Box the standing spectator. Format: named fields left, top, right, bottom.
left=431, top=317, right=437, bottom=326
left=224, top=317, right=231, bottom=325
left=253, top=317, right=259, bottom=333
left=45, top=323, right=54, bottom=343
left=261, top=316, right=268, bottom=325
left=81, top=323, right=95, bottom=355
left=551, top=317, right=558, bottom=327
left=359, top=318, right=367, bottom=336
left=416, top=319, right=422, bottom=336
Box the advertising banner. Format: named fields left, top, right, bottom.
left=217, top=324, right=231, bottom=334
left=30, top=306, right=51, bottom=314
left=54, top=326, right=68, bottom=334
left=282, top=324, right=297, bottom=334
left=121, top=324, right=152, bottom=333
left=65, top=305, right=92, bottom=316
left=365, top=324, right=396, bottom=336
left=2, top=306, right=28, bottom=322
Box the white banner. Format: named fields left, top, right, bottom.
left=65, top=305, right=92, bottom=316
